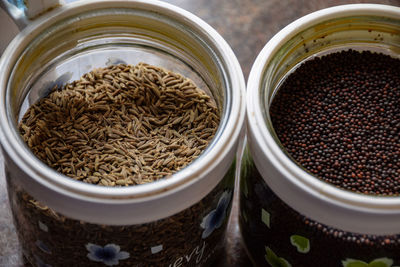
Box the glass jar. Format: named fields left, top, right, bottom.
left=0, top=1, right=246, bottom=266
left=242, top=4, right=400, bottom=267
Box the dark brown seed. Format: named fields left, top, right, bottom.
left=270, top=50, right=400, bottom=196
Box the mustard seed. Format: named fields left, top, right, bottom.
left=270, top=50, right=400, bottom=196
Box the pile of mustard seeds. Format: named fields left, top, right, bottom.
left=270, top=50, right=400, bottom=195
left=19, top=63, right=220, bottom=186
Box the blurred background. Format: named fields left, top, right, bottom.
left=1, top=0, right=399, bottom=266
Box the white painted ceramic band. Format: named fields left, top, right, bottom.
left=247, top=4, right=400, bottom=235
left=0, top=0, right=246, bottom=225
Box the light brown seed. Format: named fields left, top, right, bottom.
left=19, top=63, right=220, bottom=186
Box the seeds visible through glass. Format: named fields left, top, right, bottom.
left=19, top=62, right=220, bottom=186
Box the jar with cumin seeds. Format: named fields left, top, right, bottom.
left=0, top=1, right=245, bottom=266
left=242, top=4, right=400, bottom=267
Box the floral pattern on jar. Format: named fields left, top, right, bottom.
left=7, top=160, right=236, bottom=267
left=86, top=243, right=130, bottom=266
left=239, top=147, right=400, bottom=267
left=201, top=190, right=232, bottom=239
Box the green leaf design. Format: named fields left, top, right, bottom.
left=261, top=208, right=271, bottom=228
left=242, top=176, right=249, bottom=198
left=242, top=208, right=248, bottom=223
left=342, top=258, right=394, bottom=267
left=290, top=235, right=310, bottom=253
left=222, top=159, right=236, bottom=188
left=342, top=259, right=368, bottom=267
left=265, top=247, right=292, bottom=267
left=240, top=145, right=254, bottom=198
left=369, top=258, right=394, bottom=267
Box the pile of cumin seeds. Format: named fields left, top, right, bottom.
left=19, top=63, right=220, bottom=186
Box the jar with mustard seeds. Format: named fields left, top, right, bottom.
left=241, top=4, right=400, bottom=267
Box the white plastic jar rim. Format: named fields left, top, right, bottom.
left=0, top=0, right=245, bottom=224
left=247, top=4, right=400, bottom=235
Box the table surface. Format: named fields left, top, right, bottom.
left=1, top=0, right=399, bottom=266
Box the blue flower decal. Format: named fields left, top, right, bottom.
left=200, top=190, right=232, bottom=239
left=35, top=240, right=51, bottom=254
left=86, top=243, right=129, bottom=266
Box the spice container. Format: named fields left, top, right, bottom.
left=0, top=0, right=245, bottom=266
left=241, top=4, right=400, bottom=267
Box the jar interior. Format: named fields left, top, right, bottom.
left=261, top=14, right=400, bottom=190
left=7, top=7, right=230, bottom=170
